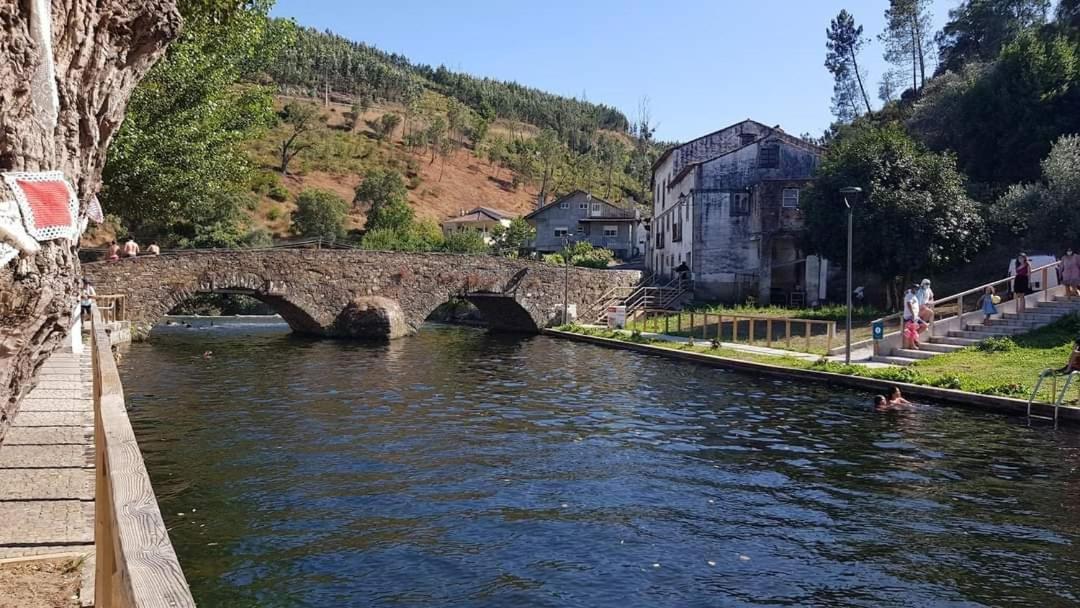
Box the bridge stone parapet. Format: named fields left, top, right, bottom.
left=84, top=250, right=641, bottom=339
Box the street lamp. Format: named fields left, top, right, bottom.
left=840, top=186, right=863, bottom=365
left=563, top=234, right=572, bottom=325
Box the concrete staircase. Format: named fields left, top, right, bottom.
left=874, top=295, right=1080, bottom=366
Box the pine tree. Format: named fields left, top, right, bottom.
left=826, top=10, right=873, bottom=118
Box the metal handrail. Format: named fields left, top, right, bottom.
left=871, top=261, right=1061, bottom=328
left=1028, top=369, right=1078, bottom=429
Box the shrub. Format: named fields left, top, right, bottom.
left=981, top=382, right=1027, bottom=397
left=976, top=337, right=1017, bottom=353
left=291, top=188, right=348, bottom=239
left=928, top=375, right=963, bottom=390
left=265, top=206, right=283, bottom=221
left=268, top=184, right=290, bottom=202
left=441, top=230, right=490, bottom=254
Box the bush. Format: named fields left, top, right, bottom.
left=976, top=337, right=1017, bottom=353
left=268, top=184, right=290, bottom=202
left=265, top=206, right=283, bottom=221
left=928, top=374, right=963, bottom=390
left=545, top=242, right=615, bottom=268
left=441, top=230, right=489, bottom=254
left=292, top=188, right=348, bottom=239
left=981, top=382, right=1027, bottom=397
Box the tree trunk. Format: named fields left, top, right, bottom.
left=849, top=50, right=873, bottom=114
left=0, top=1, right=181, bottom=435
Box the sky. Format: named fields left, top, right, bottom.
left=271, top=0, right=959, bottom=143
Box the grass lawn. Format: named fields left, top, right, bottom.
left=561, top=312, right=1080, bottom=405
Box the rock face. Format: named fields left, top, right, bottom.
left=335, top=297, right=409, bottom=340
left=0, top=1, right=181, bottom=437
left=84, top=250, right=642, bottom=339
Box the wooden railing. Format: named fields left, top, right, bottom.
left=91, top=305, right=196, bottom=607
left=631, top=310, right=837, bottom=353
left=869, top=261, right=1060, bottom=354
left=96, top=294, right=127, bottom=324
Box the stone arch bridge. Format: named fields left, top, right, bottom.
left=84, top=250, right=641, bottom=339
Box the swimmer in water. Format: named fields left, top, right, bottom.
left=873, top=395, right=888, bottom=410
left=202, top=350, right=213, bottom=359
left=887, top=386, right=911, bottom=406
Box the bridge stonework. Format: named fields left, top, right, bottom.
left=84, top=250, right=641, bottom=339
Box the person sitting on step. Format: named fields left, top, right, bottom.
left=1053, top=338, right=1080, bottom=375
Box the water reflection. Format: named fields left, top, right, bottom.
left=121, top=323, right=1080, bottom=607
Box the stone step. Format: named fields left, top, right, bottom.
left=919, top=342, right=967, bottom=353
left=950, top=330, right=1015, bottom=340
left=871, top=355, right=920, bottom=366
left=931, top=336, right=981, bottom=347
left=892, top=348, right=939, bottom=360
left=963, top=325, right=1024, bottom=335
left=1001, top=313, right=1059, bottom=322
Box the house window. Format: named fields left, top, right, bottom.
left=554, top=227, right=569, bottom=237
left=782, top=188, right=800, bottom=208
left=759, top=144, right=780, bottom=169
left=603, top=225, right=618, bottom=238
left=672, top=222, right=682, bottom=242
left=559, top=201, right=569, bottom=209
left=576, top=225, right=585, bottom=234
left=731, top=192, right=751, bottom=216
left=579, top=202, right=588, bottom=210
left=591, top=202, right=601, bottom=215
left=740, top=133, right=757, bottom=146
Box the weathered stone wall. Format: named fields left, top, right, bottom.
left=84, top=250, right=641, bottom=339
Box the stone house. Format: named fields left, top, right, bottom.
left=525, top=191, right=643, bottom=260
left=649, top=120, right=828, bottom=305
left=441, top=206, right=515, bottom=245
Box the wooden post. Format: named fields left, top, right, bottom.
left=785, top=320, right=792, bottom=349
left=665, top=314, right=669, bottom=335
left=718, top=315, right=723, bottom=342
left=805, top=321, right=812, bottom=352
left=690, top=311, right=695, bottom=337
left=677, top=312, right=682, bottom=334
left=826, top=322, right=834, bottom=353
left=1043, top=267, right=1049, bottom=302
left=766, top=319, right=773, bottom=347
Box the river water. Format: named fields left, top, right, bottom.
left=118, top=322, right=1080, bottom=608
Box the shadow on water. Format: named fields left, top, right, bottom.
left=120, top=320, right=1080, bottom=608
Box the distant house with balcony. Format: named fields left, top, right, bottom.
left=649, top=119, right=828, bottom=305
left=441, top=207, right=515, bottom=245
left=525, top=191, right=642, bottom=260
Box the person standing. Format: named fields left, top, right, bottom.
left=916, top=279, right=935, bottom=328
left=1012, top=253, right=1032, bottom=316
left=121, top=238, right=139, bottom=258
left=107, top=240, right=120, bottom=261
left=977, top=286, right=999, bottom=323
left=80, top=279, right=96, bottom=320
left=902, top=287, right=921, bottom=349
left=1061, top=247, right=1080, bottom=298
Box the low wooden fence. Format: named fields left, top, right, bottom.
left=628, top=310, right=838, bottom=353
left=91, top=305, right=196, bottom=607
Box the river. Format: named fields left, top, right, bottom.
left=118, top=321, right=1080, bottom=607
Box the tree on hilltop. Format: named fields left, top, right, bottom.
left=279, top=102, right=321, bottom=175
left=826, top=10, right=874, bottom=119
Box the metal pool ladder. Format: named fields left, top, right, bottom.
left=1027, top=370, right=1078, bottom=429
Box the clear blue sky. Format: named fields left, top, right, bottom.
left=271, top=0, right=958, bottom=142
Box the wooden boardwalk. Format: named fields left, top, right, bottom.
left=0, top=348, right=95, bottom=603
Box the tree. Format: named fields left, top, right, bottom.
left=993, top=135, right=1080, bottom=247
left=878, top=69, right=907, bottom=103
left=936, top=0, right=1051, bottom=73
left=103, top=2, right=285, bottom=245
left=531, top=129, right=565, bottom=206
left=373, top=113, right=401, bottom=142
left=490, top=218, right=536, bottom=257
left=355, top=168, right=413, bottom=232
left=826, top=10, right=874, bottom=118
left=279, top=102, right=321, bottom=175
left=426, top=117, right=448, bottom=164
left=802, top=124, right=986, bottom=306
left=881, top=0, right=934, bottom=93
left=292, top=188, right=348, bottom=239
left=0, top=1, right=181, bottom=415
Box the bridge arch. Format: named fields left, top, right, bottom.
left=151, top=271, right=325, bottom=335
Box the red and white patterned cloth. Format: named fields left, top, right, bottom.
left=2, top=171, right=79, bottom=241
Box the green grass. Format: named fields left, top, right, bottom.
left=559, top=314, right=1080, bottom=404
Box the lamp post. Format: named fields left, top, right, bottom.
left=563, top=234, right=571, bottom=325
left=840, top=187, right=863, bottom=365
